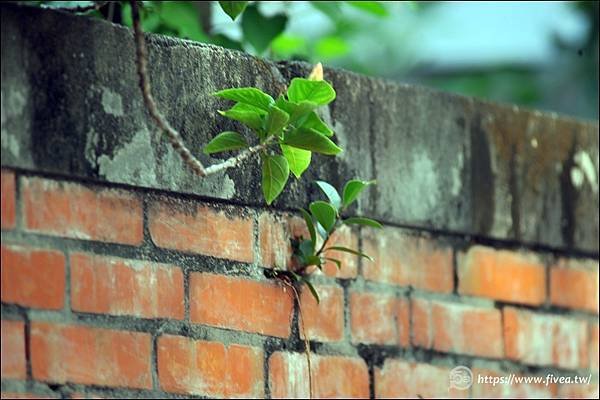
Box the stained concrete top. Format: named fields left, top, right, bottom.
left=1, top=3, right=598, bottom=254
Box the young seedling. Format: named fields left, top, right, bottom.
left=207, top=65, right=342, bottom=205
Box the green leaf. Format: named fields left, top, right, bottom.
left=265, top=105, right=290, bottom=137
left=324, top=246, right=373, bottom=261
left=161, top=2, right=207, bottom=42
left=219, top=1, right=248, bottom=20
left=261, top=154, right=289, bottom=205
left=346, top=1, right=389, bottom=16
left=300, top=112, right=333, bottom=137
left=281, top=145, right=311, bottom=178
left=316, top=222, right=328, bottom=239
left=218, top=103, right=264, bottom=131
left=323, top=257, right=342, bottom=270
left=299, top=239, right=314, bottom=258
left=210, top=33, right=244, bottom=51
left=275, top=96, right=317, bottom=125
left=302, top=277, right=320, bottom=304
left=315, top=181, right=342, bottom=210
left=287, top=78, right=336, bottom=106
left=304, top=255, right=322, bottom=268
left=298, top=208, right=316, bottom=247
left=309, top=201, right=336, bottom=233
left=214, top=88, right=274, bottom=112
left=315, top=36, right=350, bottom=60
left=342, top=180, right=375, bottom=207
left=343, top=217, right=383, bottom=229
left=283, top=127, right=342, bottom=155
left=271, top=34, right=308, bottom=58
left=241, top=4, right=287, bottom=54
left=203, top=131, right=248, bottom=154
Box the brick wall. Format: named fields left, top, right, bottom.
left=1, top=169, right=598, bottom=398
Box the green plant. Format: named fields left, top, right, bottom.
left=268, top=179, right=382, bottom=303
left=206, top=66, right=341, bottom=204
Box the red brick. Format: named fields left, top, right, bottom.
left=157, top=335, right=263, bottom=397
left=557, top=383, right=599, bottom=399
left=362, top=228, right=453, bottom=292
left=1, top=393, right=58, bottom=399
left=1, top=320, right=26, bottom=379
left=503, top=307, right=588, bottom=370
left=22, top=177, right=142, bottom=245
left=458, top=246, right=546, bottom=305
left=550, top=259, right=599, bottom=313
left=350, top=292, right=397, bottom=345
left=411, top=298, right=503, bottom=358
left=1, top=245, right=65, bottom=310
left=149, top=199, right=254, bottom=263
left=374, top=359, right=467, bottom=398
left=396, top=297, right=410, bottom=347
left=190, top=273, right=293, bottom=338
left=590, top=324, right=598, bottom=371
left=70, top=253, right=184, bottom=319
left=299, top=284, right=344, bottom=342
left=258, top=213, right=296, bottom=270
left=319, top=225, right=358, bottom=279
left=471, top=367, right=557, bottom=398
left=30, top=322, right=152, bottom=389
left=1, top=170, right=16, bottom=229
left=269, top=352, right=369, bottom=398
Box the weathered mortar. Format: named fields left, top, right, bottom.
left=1, top=3, right=598, bottom=254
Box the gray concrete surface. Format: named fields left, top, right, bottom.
left=1, top=3, right=598, bottom=253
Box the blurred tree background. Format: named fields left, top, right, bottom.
left=40, top=1, right=599, bottom=120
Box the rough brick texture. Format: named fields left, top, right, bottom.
left=350, top=291, right=398, bottom=345
left=550, top=259, right=599, bottom=313
left=299, top=284, right=344, bottom=342
left=1, top=320, right=26, bottom=379
left=1, top=170, right=16, bottom=229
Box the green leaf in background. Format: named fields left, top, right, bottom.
left=218, top=1, right=248, bottom=20
left=299, top=208, right=317, bottom=247
left=300, top=112, right=333, bottom=137
left=309, top=201, right=337, bottom=233
left=214, top=88, right=274, bottom=112
left=203, top=131, right=248, bottom=154
left=283, top=127, right=342, bottom=155
left=161, top=1, right=207, bottom=42
left=343, top=217, right=383, bottom=229
left=315, top=181, right=342, bottom=210
left=218, top=103, right=265, bottom=131
left=346, top=1, right=389, bottom=17
left=241, top=4, right=288, bottom=54
left=342, top=179, right=375, bottom=207
left=302, top=277, right=320, bottom=304
left=265, top=105, right=290, bottom=137
left=315, top=36, right=350, bottom=60
left=281, top=145, right=311, bottom=178
left=210, top=33, right=244, bottom=51
left=287, top=78, right=336, bottom=106
left=309, top=1, right=343, bottom=22
left=271, top=34, right=308, bottom=58
left=324, top=246, right=373, bottom=261
left=262, top=154, right=289, bottom=205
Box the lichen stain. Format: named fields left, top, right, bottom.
left=1, top=86, right=27, bottom=158
left=572, top=150, right=598, bottom=194
left=101, top=87, right=124, bottom=116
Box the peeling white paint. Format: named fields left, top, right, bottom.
left=101, top=87, right=124, bottom=116
left=572, top=150, right=598, bottom=193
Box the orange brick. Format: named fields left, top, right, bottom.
left=557, top=383, right=599, bottom=399
left=269, top=352, right=369, bottom=398
left=1, top=170, right=16, bottom=229
left=22, top=177, right=142, bottom=245
left=70, top=253, right=184, bottom=319
left=190, top=273, right=293, bottom=338
left=299, top=284, right=344, bottom=342
left=458, top=246, right=546, bottom=305
left=503, top=307, right=588, bottom=370
left=1, top=320, right=26, bottom=379
left=258, top=212, right=291, bottom=269
left=550, top=259, right=599, bottom=313
left=362, top=228, right=453, bottom=292
left=319, top=225, right=358, bottom=279
left=590, top=324, right=599, bottom=371
left=350, top=292, right=397, bottom=345
left=1, top=393, right=58, bottom=399
left=1, top=245, right=65, bottom=310
left=471, top=368, right=557, bottom=398
left=411, top=298, right=503, bottom=358
left=374, top=359, right=466, bottom=398
left=30, top=322, right=152, bottom=389
left=149, top=199, right=254, bottom=263
left=157, top=335, right=263, bottom=397
left=396, top=297, right=410, bottom=347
